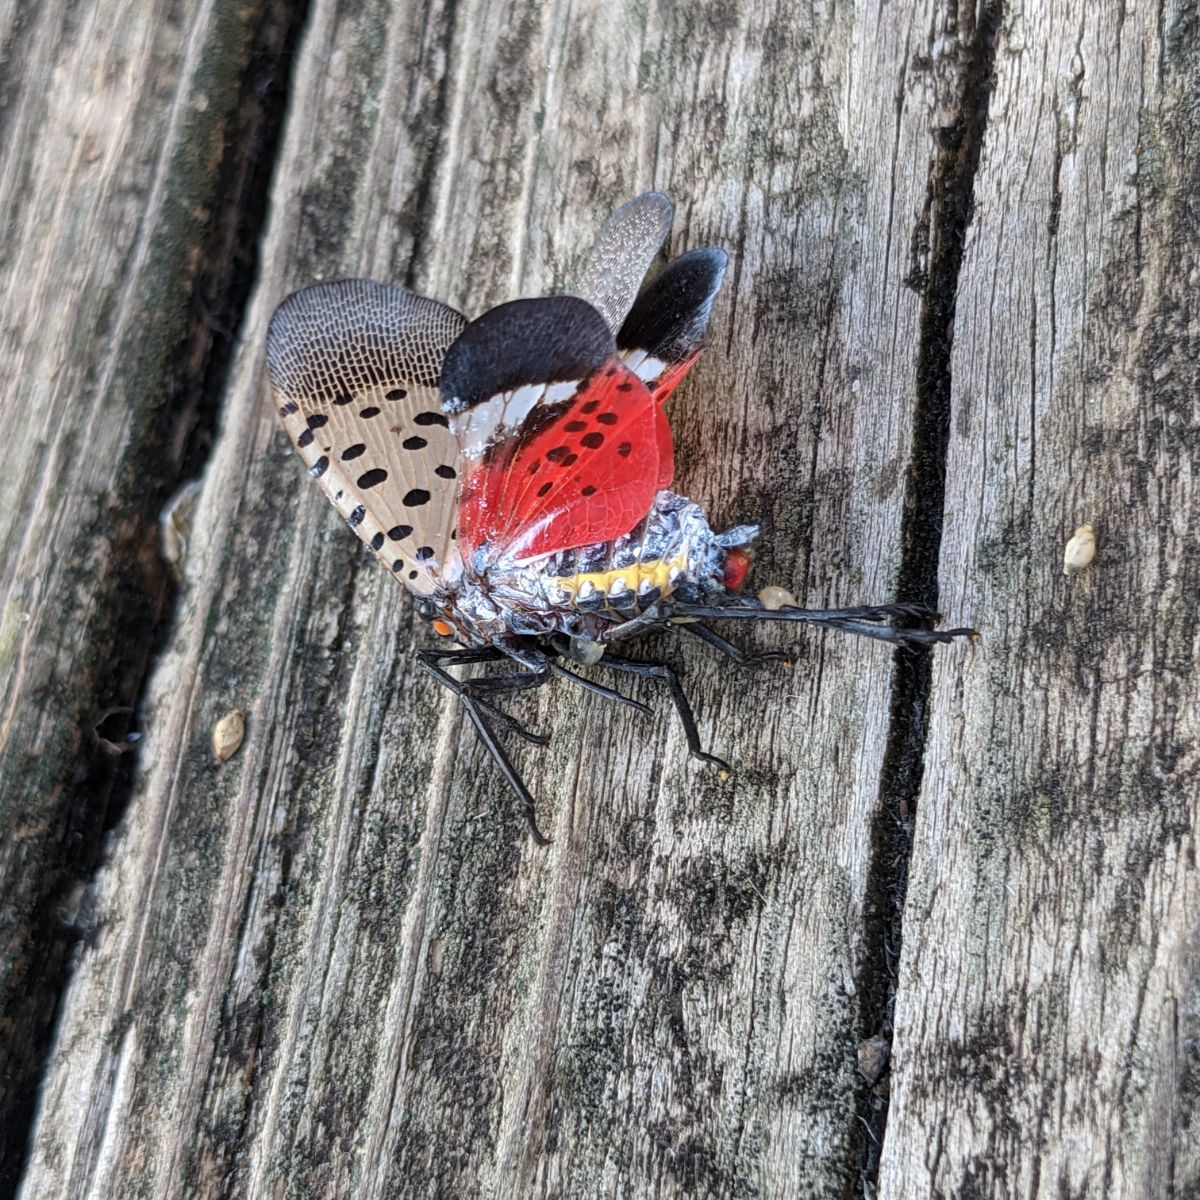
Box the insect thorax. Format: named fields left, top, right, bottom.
left=446, top=491, right=758, bottom=645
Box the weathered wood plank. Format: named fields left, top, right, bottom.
left=22, top=0, right=1197, bottom=1196
left=879, top=1, right=1200, bottom=1196
left=16, top=0, right=970, bottom=1196
left=0, top=0, right=294, bottom=1188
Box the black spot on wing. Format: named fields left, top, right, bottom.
left=435, top=464, right=456, bottom=479
left=388, top=525, right=412, bottom=540
left=370, top=532, right=385, bottom=550
left=403, top=489, right=431, bottom=507
left=311, top=456, right=329, bottom=477
left=402, top=436, right=428, bottom=450
left=348, top=505, right=366, bottom=527
left=357, top=468, right=388, bottom=489
left=414, top=411, right=449, bottom=427
left=341, top=443, right=366, bottom=460
left=597, top=411, right=619, bottom=425
left=360, top=406, right=381, bottom=419
left=298, top=429, right=315, bottom=448
left=307, top=413, right=328, bottom=429
left=581, top=432, right=604, bottom=449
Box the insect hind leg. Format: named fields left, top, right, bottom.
left=664, top=598, right=976, bottom=647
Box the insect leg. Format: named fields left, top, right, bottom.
left=592, top=655, right=731, bottom=774
left=417, top=646, right=549, bottom=746
left=459, top=699, right=551, bottom=846
left=416, top=646, right=554, bottom=843
left=677, top=622, right=791, bottom=667
left=548, top=662, right=652, bottom=715
left=664, top=599, right=976, bottom=647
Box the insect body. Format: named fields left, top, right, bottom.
left=267, top=194, right=971, bottom=842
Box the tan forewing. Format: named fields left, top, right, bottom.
left=266, top=278, right=466, bottom=596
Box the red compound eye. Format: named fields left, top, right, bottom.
left=722, top=548, right=752, bottom=591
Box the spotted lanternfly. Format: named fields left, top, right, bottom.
left=267, top=193, right=973, bottom=843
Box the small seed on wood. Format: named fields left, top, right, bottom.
left=758, top=585, right=798, bottom=610
left=1063, top=523, right=1097, bottom=575
left=212, top=711, right=245, bottom=763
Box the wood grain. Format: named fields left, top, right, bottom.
left=0, top=0, right=292, bottom=1187
left=879, top=1, right=1200, bottom=1196
left=8, top=0, right=1197, bottom=1197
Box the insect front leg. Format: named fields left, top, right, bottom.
left=416, top=641, right=555, bottom=843
left=416, top=645, right=548, bottom=745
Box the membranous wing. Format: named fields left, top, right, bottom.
left=266, top=279, right=466, bottom=596
left=442, top=296, right=668, bottom=566
left=572, top=191, right=674, bottom=335
left=573, top=192, right=728, bottom=404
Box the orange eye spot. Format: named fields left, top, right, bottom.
left=433, top=619, right=454, bottom=638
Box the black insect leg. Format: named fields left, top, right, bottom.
left=417, top=646, right=548, bottom=745
left=592, top=654, right=731, bottom=774
left=678, top=622, right=791, bottom=667
left=664, top=599, right=976, bottom=647
left=548, top=662, right=652, bottom=716
left=459, top=700, right=551, bottom=846
left=416, top=645, right=554, bottom=844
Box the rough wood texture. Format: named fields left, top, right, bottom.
left=7, top=0, right=1198, bottom=1198
left=0, top=0, right=294, bottom=1188
left=880, top=2, right=1200, bottom=1195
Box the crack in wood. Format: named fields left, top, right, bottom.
left=0, top=0, right=312, bottom=1191
left=853, top=2, right=1004, bottom=1192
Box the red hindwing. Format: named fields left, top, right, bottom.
left=459, top=359, right=668, bottom=563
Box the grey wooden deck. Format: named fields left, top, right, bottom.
left=2, top=0, right=1197, bottom=1196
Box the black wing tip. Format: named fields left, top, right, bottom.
left=616, top=247, right=729, bottom=360
left=441, top=296, right=617, bottom=414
